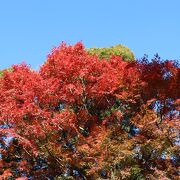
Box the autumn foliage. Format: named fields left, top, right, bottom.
left=0, top=42, right=179, bottom=179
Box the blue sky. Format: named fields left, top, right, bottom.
left=0, top=0, right=180, bottom=70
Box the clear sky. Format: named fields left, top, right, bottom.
left=0, top=0, right=180, bottom=70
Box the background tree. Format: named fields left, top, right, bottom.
left=0, top=42, right=179, bottom=179
left=87, top=44, right=135, bottom=61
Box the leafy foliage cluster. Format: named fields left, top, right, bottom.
left=87, top=44, right=135, bottom=61
left=0, top=68, right=11, bottom=78
left=0, top=42, right=179, bottom=179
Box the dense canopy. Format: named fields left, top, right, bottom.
left=0, top=42, right=179, bottom=179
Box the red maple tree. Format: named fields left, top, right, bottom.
left=0, top=42, right=179, bottom=179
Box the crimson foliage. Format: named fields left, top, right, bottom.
left=0, top=42, right=179, bottom=179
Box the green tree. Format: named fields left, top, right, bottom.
left=86, top=44, right=135, bottom=61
